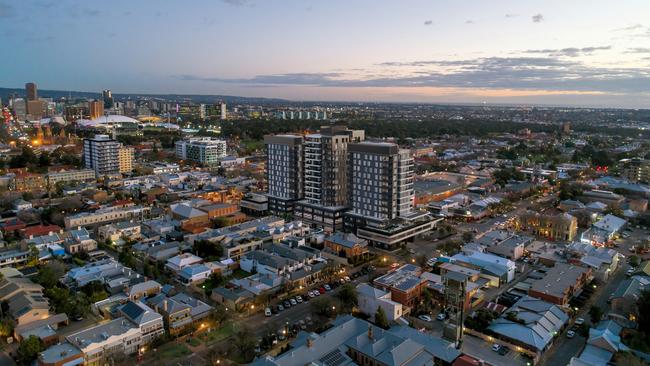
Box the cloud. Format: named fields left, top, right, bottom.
left=82, top=8, right=101, bottom=16
left=465, top=20, right=475, bottom=24
left=176, top=56, right=650, bottom=94
left=0, top=2, right=13, bottom=18
left=423, top=20, right=433, bottom=26
left=532, top=14, right=544, bottom=23
left=613, top=24, right=644, bottom=32
left=505, top=13, right=518, bottom=18
left=220, top=0, right=251, bottom=6
left=625, top=47, right=650, bottom=53
left=523, top=46, right=611, bottom=57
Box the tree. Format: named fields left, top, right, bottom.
left=210, top=304, right=230, bottom=327
left=311, top=296, right=336, bottom=317
left=589, top=305, right=603, bottom=324
left=0, top=319, right=13, bottom=337
left=637, top=290, right=650, bottom=336
left=630, top=255, right=641, bottom=268
left=336, top=284, right=358, bottom=312
left=35, top=261, right=65, bottom=288
left=375, top=306, right=389, bottom=329
left=604, top=204, right=624, bottom=218
left=193, top=240, right=224, bottom=260
left=232, top=326, right=256, bottom=363
left=416, top=255, right=428, bottom=268
left=462, top=231, right=474, bottom=243
left=16, top=335, right=43, bottom=365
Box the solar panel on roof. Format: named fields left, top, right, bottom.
left=121, top=302, right=145, bottom=320
left=320, top=349, right=348, bottom=366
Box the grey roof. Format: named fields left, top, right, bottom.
left=67, top=317, right=137, bottom=349
left=325, top=232, right=368, bottom=249
left=487, top=296, right=568, bottom=351
left=39, top=342, right=82, bottom=364
left=171, top=292, right=213, bottom=318
left=356, top=283, right=389, bottom=299
left=252, top=315, right=460, bottom=366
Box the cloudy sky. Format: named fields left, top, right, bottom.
left=2, top=0, right=650, bottom=107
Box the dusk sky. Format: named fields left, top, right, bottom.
left=2, top=0, right=650, bottom=107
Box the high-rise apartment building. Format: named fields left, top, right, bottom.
left=89, top=100, right=104, bottom=120
left=346, top=142, right=415, bottom=223
left=119, top=146, right=135, bottom=173
left=26, top=100, right=46, bottom=119
left=25, top=82, right=37, bottom=101
left=293, top=124, right=364, bottom=231
left=264, top=135, right=304, bottom=214
left=220, top=102, right=227, bottom=120
left=175, top=137, right=227, bottom=165
left=84, top=134, right=121, bottom=176
left=103, top=89, right=114, bottom=109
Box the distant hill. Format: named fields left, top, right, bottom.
left=0, top=87, right=288, bottom=105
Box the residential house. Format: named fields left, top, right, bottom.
left=66, top=317, right=143, bottom=366
left=528, top=263, right=591, bottom=306
left=373, top=264, right=426, bottom=308
left=324, top=232, right=369, bottom=258
left=356, top=283, right=403, bottom=322
left=118, top=301, right=164, bottom=343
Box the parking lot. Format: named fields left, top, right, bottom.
left=462, top=335, right=529, bottom=366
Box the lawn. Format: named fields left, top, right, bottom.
left=187, top=337, right=202, bottom=347
left=154, top=343, right=191, bottom=359
left=201, top=321, right=236, bottom=344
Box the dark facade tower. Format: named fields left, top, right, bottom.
left=442, top=271, right=469, bottom=349
left=25, top=82, right=37, bottom=101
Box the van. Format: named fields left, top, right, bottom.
left=265, top=307, right=272, bottom=317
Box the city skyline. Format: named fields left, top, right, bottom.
left=2, top=0, right=650, bottom=107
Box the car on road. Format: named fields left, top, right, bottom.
left=491, top=344, right=502, bottom=352
left=296, top=296, right=303, bottom=303
left=290, top=298, right=297, bottom=306
left=408, top=248, right=416, bottom=254
left=497, top=346, right=509, bottom=356
left=265, top=307, right=272, bottom=317
left=567, top=330, right=576, bottom=338
left=575, top=318, right=585, bottom=325
left=418, top=315, right=432, bottom=322
left=324, top=284, right=332, bottom=291
left=436, top=313, right=446, bottom=321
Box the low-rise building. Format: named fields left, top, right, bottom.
left=64, top=205, right=152, bottom=229
left=518, top=211, right=578, bottom=242
left=356, top=283, right=403, bottom=321
left=580, top=214, right=626, bottom=246
left=165, top=253, right=203, bottom=273
left=373, top=264, right=426, bottom=308
left=451, top=250, right=516, bottom=285
left=66, top=317, right=143, bottom=366
left=118, top=301, right=164, bottom=344
left=324, top=232, right=369, bottom=258
left=145, top=294, right=193, bottom=335
left=528, top=263, right=591, bottom=305
left=38, top=342, right=84, bottom=366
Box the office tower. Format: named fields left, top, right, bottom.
left=119, top=146, right=135, bottom=173
left=103, top=90, right=114, bottom=109
left=293, top=124, right=364, bottom=231
left=25, top=82, right=37, bottom=101
left=89, top=100, right=104, bottom=119
left=264, top=135, right=304, bottom=214
left=442, top=271, right=468, bottom=349
left=175, top=137, right=227, bottom=165
left=12, top=99, right=27, bottom=121
left=83, top=134, right=120, bottom=176
left=346, top=142, right=415, bottom=223
left=220, top=102, right=227, bottom=120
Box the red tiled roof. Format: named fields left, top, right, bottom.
left=20, top=224, right=62, bottom=238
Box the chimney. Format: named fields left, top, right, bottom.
left=163, top=299, right=168, bottom=312
left=367, top=325, right=373, bottom=340
left=307, top=336, right=314, bottom=348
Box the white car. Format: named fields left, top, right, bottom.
left=418, top=315, right=432, bottom=322
left=567, top=330, right=576, bottom=338
left=290, top=298, right=297, bottom=306
left=313, top=290, right=320, bottom=296
left=324, top=284, right=332, bottom=291
left=296, top=296, right=303, bottom=303
left=491, top=344, right=502, bottom=352
left=575, top=318, right=585, bottom=325
left=265, top=308, right=272, bottom=317
left=436, top=313, right=446, bottom=321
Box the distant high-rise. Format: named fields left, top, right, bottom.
left=25, top=82, right=37, bottom=101
left=119, top=146, right=135, bottom=173
left=89, top=100, right=104, bottom=120
left=84, top=134, right=120, bottom=176
left=175, top=137, right=227, bottom=165
left=103, top=90, right=114, bottom=109
left=220, top=102, right=227, bottom=120
left=264, top=134, right=304, bottom=214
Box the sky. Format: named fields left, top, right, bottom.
left=2, top=0, right=650, bottom=107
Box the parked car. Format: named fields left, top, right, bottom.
left=567, top=330, right=576, bottom=338
left=491, top=344, right=502, bottom=352
left=418, top=315, right=432, bottom=322
left=436, top=313, right=446, bottom=321
left=313, top=290, right=320, bottom=296
left=308, top=291, right=315, bottom=298
left=324, top=284, right=332, bottom=291
left=575, top=318, right=585, bottom=325
left=290, top=298, right=297, bottom=306
left=296, top=296, right=303, bottom=303
left=265, top=308, right=272, bottom=317
left=284, top=300, right=292, bottom=308
left=319, top=287, right=326, bottom=294
left=277, top=304, right=284, bottom=312
left=344, top=276, right=351, bottom=282
left=497, top=346, right=509, bottom=356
